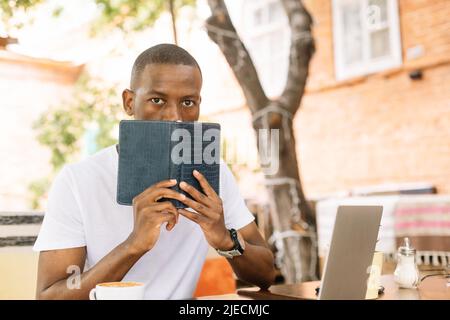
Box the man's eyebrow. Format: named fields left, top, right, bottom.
left=181, top=94, right=200, bottom=100
left=142, top=89, right=168, bottom=96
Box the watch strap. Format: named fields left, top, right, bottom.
left=216, top=229, right=244, bottom=258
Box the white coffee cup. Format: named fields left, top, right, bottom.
left=89, top=281, right=145, bottom=300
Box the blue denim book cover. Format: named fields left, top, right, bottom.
left=117, top=120, right=220, bottom=208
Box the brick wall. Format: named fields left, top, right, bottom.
left=296, top=63, right=450, bottom=196
left=208, top=0, right=450, bottom=199
left=294, top=0, right=450, bottom=196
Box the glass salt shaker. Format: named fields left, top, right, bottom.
left=394, top=237, right=420, bottom=289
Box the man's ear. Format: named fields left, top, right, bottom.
left=122, top=89, right=134, bottom=116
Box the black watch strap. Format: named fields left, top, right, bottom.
left=229, top=228, right=244, bottom=253
left=216, top=228, right=244, bottom=258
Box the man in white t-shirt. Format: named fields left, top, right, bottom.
left=33, top=44, right=276, bottom=299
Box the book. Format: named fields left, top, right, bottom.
left=117, top=120, right=221, bottom=208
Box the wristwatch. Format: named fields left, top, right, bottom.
left=216, top=229, right=245, bottom=259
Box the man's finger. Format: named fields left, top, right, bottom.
left=150, top=201, right=179, bottom=222
left=141, top=202, right=178, bottom=229
left=141, top=188, right=186, bottom=206
left=193, top=170, right=218, bottom=199
left=150, top=210, right=177, bottom=230
left=165, top=212, right=177, bottom=231
left=161, top=212, right=177, bottom=231
left=177, top=208, right=205, bottom=225
left=150, top=201, right=177, bottom=212
left=133, top=179, right=177, bottom=203
left=177, top=195, right=216, bottom=218
left=179, top=181, right=212, bottom=206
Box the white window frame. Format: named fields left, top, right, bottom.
left=240, top=0, right=290, bottom=97
left=242, top=0, right=288, bottom=37
left=332, top=0, right=402, bottom=81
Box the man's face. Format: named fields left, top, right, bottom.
left=122, top=63, right=202, bottom=121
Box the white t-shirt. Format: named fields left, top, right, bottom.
left=33, top=145, right=254, bottom=299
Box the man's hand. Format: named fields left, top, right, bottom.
left=177, top=170, right=233, bottom=251
left=127, top=179, right=187, bottom=254
left=177, top=170, right=277, bottom=289
left=36, top=180, right=187, bottom=300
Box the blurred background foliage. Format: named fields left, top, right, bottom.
left=2, top=0, right=251, bottom=210
left=0, top=0, right=43, bottom=32
left=92, top=0, right=196, bottom=35
left=1, top=0, right=196, bottom=34
left=0, top=0, right=196, bottom=209
left=29, top=73, right=124, bottom=209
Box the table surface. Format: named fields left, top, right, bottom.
left=198, top=275, right=450, bottom=300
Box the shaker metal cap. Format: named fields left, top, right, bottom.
left=398, top=237, right=416, bottom=256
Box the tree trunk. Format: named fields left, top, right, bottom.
left=258, top=103, right=318, bottom=282
left=206, top=0, right=318, bottom=282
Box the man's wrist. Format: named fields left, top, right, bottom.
left=216, top=229, right=234, bottom=251
left=123, top=235, right=149, bottom=257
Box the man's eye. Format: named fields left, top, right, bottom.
left=182, top=100, right=194, bottom=107
left=150, top=98, right=164, bottom=105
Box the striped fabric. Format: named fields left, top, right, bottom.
left=395, top=205, right=450, bottom=235
left=394, top=196, right=450, bottom=266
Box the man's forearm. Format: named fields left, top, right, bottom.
left=228, top=241, right=276, bottom=289
left=38, top=238, right=146, bottom=300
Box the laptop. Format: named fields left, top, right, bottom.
left=236, top=205, right=383, bottom=300
left=318, top=205, right=383, bottom=300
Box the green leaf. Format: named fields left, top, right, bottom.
left=30, top=71, right=124, bottom=208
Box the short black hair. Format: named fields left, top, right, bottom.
left=130, top=43, right=202, bottom=89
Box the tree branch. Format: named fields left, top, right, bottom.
left=279, top=0, right=315, bottom=114
left=168, top=0, right=178, bottom=45
left=206, top=0, right=268, bottom=113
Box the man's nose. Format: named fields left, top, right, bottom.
left=162, top=102, right=182, bottom=121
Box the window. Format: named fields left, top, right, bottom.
left=332, top=0, right=402, bottom=80
left=240, top=0, right=290, bottom=98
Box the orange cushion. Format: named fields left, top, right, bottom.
left=193, top=257, right=236, bottom=297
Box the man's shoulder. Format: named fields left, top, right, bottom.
left=65, top=145, right=116, bottom=178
